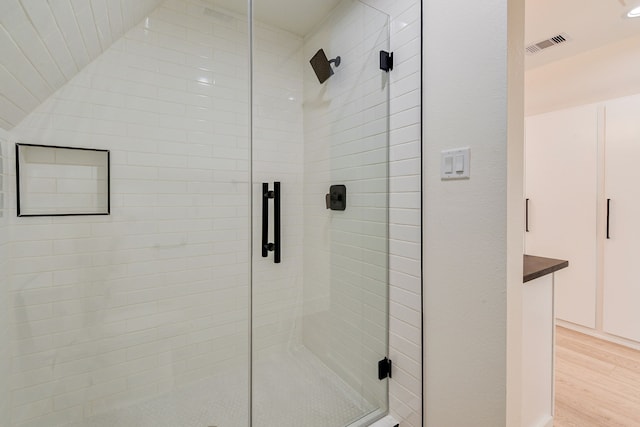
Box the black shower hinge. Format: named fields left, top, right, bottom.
left=378, top=357, right=392, bottom=380
left=380, top=50, right=393, bottom=72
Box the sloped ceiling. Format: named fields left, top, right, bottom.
left=0, top=0, right=346, bottom=131
left=0, top=0, right=164, bottom=130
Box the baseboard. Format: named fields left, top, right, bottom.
left=556, top=319, right=640, bottom=351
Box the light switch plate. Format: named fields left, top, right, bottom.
left=441, top=147, right=470, bottom=180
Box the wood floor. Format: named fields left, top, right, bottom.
left=554, top=326, right=640, bottom=427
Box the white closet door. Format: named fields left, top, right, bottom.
left=603, top=94, right=640, bottom=342
left=525, top=105, right=598, bottom=328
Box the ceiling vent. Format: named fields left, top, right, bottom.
left=526, top=33, right=571, bottom=55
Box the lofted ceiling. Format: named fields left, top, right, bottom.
left=525, top=0, right=640, bottom=69
left=0, top=0, right=164, bottom=130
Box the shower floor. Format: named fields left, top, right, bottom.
left=66, top=346, right=376, bottom=427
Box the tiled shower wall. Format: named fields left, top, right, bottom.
left=3, top=0, right=421, bottom=426
left=5, top=1, right=301, bottom=425
left=303, top=0, right=422, bottom=425
left=0, top=128, right=11, bottom=423
left=251, top=21, right=305, bottom=356
left=364, top=1, right=422, bottom=426
left=302, top=0, right=390, bottom=411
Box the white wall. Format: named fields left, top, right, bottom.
left=423, top=0, right=523, bottom=425
left=0, top=127, right=12, bottom=425
left=526, top=34, right=640, bottom=115
left=507, top=0, right=526, bottom=425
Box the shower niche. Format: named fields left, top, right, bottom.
left=16, top=144, right=110, bottom=217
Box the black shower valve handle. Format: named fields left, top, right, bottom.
left=326, top=185, right=346, bottom=211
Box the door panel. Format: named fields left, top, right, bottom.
left=5, top=1, right=253, bottom=426
left=525, top=105, right=598, bottom=328
left=603, top=94, right=640, bottom=342
left=251, top=1, right=390, bottom=425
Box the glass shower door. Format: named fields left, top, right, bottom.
left=251, top=1, right=390, bottom=425
left=4, top=1, right=252, bottom=426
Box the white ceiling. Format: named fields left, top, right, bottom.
left=211, top=0, right=343, bottom=36
left=0, top=0, right=164, bottom=130
left=2, top=0, right=640, bottom=128
left=525, top=0, right=640, bottom=69
left=0, top=0, right=344, bottom=130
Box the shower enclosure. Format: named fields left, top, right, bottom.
left=0, top=0, right=390, bottom=425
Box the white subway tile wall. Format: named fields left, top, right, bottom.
left=251, top=20, right=305, bottom=357
left=9, top=1, right=253, bottom=425
left=363, top=1, right=422, bottom=426
left=302, top=0, right=391, bottom=413
left=301, top=0, right=422, bottom=424
left=0, top=128, right=12, bottom=425
left=4, top=0, right=422, bottom=425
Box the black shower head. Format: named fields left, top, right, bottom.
left=309, top=49, right=341, bottom=84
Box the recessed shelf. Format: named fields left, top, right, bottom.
left=16, top=143, right=110, bottom=217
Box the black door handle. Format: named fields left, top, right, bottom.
left=274, top=182, right=281, bottom=263
left=525, top=198, right=530, bottom=232
left=262, top=183, right=270, bottom=258
left=261, top=182, right=281, bottom=263
left=606, top=198, right=611, bottom=239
